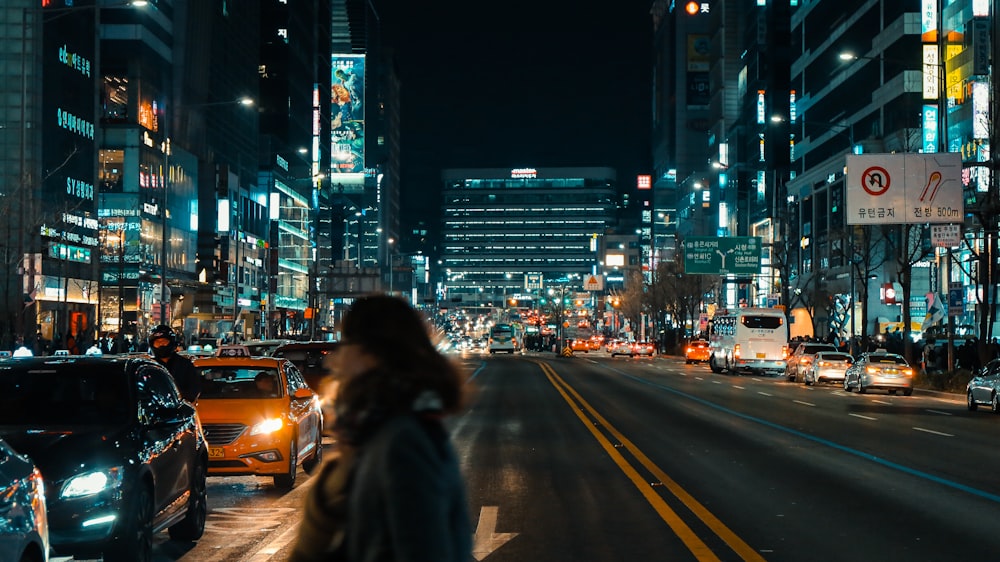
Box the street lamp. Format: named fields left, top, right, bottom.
left=159, top=96, right=253, bottom=326
left=503, top=272, right=512, bottom=313
left=386, top=237, right=395, bottom=295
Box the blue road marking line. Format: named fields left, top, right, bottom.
left=606, top=366, right=1000, bottom=505
left=469, top=361, right=487, bottom=381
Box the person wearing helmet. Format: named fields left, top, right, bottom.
left=147, top=325, right=201, bottom=403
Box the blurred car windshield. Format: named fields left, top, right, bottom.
left=0, top=367, right=131, bottom=425
left=198, top=367, right=283, bottom=399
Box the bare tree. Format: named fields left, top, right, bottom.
left=885, top=223, right=933, bottom=364
left=619, top=270, right=647, bottom=339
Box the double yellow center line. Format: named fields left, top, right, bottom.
left=537, top=361, right=766, bottom=562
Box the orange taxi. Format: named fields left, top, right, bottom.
left=193, top=346, right=324, bottom=489
left=569, top=339, right=591, bottom=352
left=685, top=340, right=711, bottom=364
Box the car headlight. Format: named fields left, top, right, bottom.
left=249, top=417, right=285, bottom=436
left=60, top=467, right=123, bottom=499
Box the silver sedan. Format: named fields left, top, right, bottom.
left=804, top=351, right=853, bottom=385
left=966, top=359, right=1000, bottom=412
left=843, top=352, right=915, bottom=395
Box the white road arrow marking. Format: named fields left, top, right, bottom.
left=472, top=506, right=518, bottom=560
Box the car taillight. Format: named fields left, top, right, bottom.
left=734, top=344, right=741, bottom=359
left=818, top=361, right=829, bottom=367
left=866, top=366, right=879, bottom=374
left=903, top=368, right=914, bottom=376
left=781, top=345, right=789, bottom=359
left=686, top=347, right=693, bottom=353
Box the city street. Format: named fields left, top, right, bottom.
left=110, top=352, right=1000, bottom=561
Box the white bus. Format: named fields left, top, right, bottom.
left=708, top=308, right=789, bottom=376
left=488, top=323, right=522, bottom=354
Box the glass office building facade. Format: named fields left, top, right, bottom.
left=440, top=167, right=617, bottom=306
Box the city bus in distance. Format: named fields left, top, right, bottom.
left=489, top=323, right=521, bottom=354
left=708, top=308, right=789, bottom=376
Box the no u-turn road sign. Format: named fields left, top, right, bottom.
left=845, top=153, right=963, bottom=225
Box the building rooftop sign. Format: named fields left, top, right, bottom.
left=510, top=168, right=537, bottom=178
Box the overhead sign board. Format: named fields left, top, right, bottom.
left=845, top=153, right=963, bottom=225
left=683, top=237, right=762, bottom=275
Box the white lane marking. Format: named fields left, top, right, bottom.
left=205, top=507, right=298, bottom=533
left=849, top=413, right=878, bottom=420
left=913, top=427, right=954, bottom=437
left=733, top=385, right=745, bottom=390
left=711, top=380, right=723, bottom=384
left=245, top=524, right=300, bottom=561
left=793, top=400, right=815, bottom=407
left=873, top=400, right=892, bottom=405
left=695, top=376, right=705, bottom=381
left=758, top=391, right=773, bottom=397
left=926, top=409, right=953, bottom=416
left=473, top=506, right=519, bottom=561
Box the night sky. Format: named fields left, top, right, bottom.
left=378, top=1, right=654, bottom=248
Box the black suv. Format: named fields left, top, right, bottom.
left=272, top=340, right=340, bottom=391
left=0, top=356, right=208, bottom=562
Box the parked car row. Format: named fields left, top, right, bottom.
left=686, top=338, right=919, bottom=397
left=0, top=341, right=333, bottom=562
left=788, top=347, right=915, bottom=396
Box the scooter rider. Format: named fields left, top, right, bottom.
left=148, top=324, right=201, bottom=403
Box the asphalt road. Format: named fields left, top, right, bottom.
left=83, top=351, right=1000, bottom=561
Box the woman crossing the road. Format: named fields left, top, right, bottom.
left=290, top=295, right=472, bottom=562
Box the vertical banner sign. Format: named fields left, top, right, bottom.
left=330, top=54, right=365, bottom=174
left=922, top=105, right=938, bottom=153
left=922, top=44, right=939, bottom=100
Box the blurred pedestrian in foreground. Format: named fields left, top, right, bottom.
left=290, top=295, right=472, bottom=562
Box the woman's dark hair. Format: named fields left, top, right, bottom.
left=340, top=295, right=466, bottom=414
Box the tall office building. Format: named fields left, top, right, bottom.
left=258, top=0, right=332, bottom=338
left=649, top=0, right=713, bottom=265
left=178, top=2, right=262, bottom=341
left=439, top=167, right=617, bottom=306
left=785, top=0, right=992, bottom=337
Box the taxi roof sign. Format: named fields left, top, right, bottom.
left=215, top=345, right=252, bottom=358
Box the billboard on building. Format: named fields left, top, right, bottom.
left=331, top=54, right=365, bottom=175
